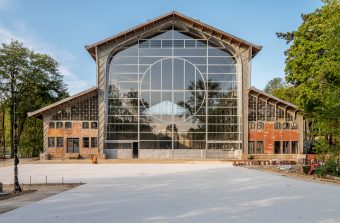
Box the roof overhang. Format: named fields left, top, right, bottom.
left=85, top=11, right=262, bottom=60
left=249, top=87, right=298, bottom=110
left=27, top=87, right=98, bottom=119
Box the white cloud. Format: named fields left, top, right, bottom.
left=59, top=66, right=92, bottom=94
left=0, top=23, right=90, bottom=94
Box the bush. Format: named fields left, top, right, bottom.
left=302, top=165, right=311, bottom=174
left=322, top=158, right=340, bottom=177
left=314, top=139, right=340, bottom=177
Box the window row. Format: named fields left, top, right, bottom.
left=248, top=95, right=295, bottom=122
left=274, top=141, right=299, bottom=154
left=51, top=95, right=98, bottom=121
left=248, top=122, right=298, bottom=130
left=248, top=141, right=299, bottom=154
left=248, top=141, right=263, bottom=154
left=49, top=122, right=98, bottom=129
left=139, top=39, right=207, bottom=49
left=48, top=137, right=98, bottom=148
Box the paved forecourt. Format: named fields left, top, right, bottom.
left=0, top=163, right=339, bottom=223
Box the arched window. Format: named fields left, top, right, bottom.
left=106, top=29, right=240, bottom=150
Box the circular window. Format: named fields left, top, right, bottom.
left=140, top=57, right=205, bottom=123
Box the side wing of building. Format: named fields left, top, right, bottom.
left=28, top=87, right=100, bottom=159
left=246, top=87, right=304, bottom=160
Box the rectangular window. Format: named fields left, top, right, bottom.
left=65, top=122, right=72, bottom=129
left=283, top=122, right=290, bottom=130
left=292, top=141, right=298, bottom=154
left=291, top=123, right=298, bottom=129
left=49, top=122, right=55, bottom=129
left=274, top=122, right=282, bottom=130
left=256, top=141, right=263, bottom=154
left=91, top=137, right=98, bottom=148
left=248, top=141, right=255, bottom=154
left=274, top=141, right=281, bottom=154
left=283, top=141, right=290, bottom=154
left=48, top=137, right=55, bottom=147
left=91, top=122, right=98, bottom=129
left=67, top=138, right=79, bottom=153
left=56, top=122, right=63, bottom=128
left=82, top=122, right=89, bottom=129
left=248, top=122, right=256, bottom=130
left=57, top=137, right=64, bottom=147
left=83, top=137, right=89, bottom=148
left=257, top=122, right=264, bottom=130
left=276, top=107, right=284, bottom=121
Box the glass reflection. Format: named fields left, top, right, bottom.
left=106, top=29, right=240, bottom=150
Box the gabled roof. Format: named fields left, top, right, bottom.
left=249, top=87, right=298, bottom=109
left=27, top=87, right=97, bottom=118
left=85, top=11, right=262, bottom=60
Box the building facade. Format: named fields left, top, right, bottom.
left=28, top=12, right=304, bottom=160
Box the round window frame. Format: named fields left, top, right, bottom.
left=139, top=57, right=206, bottom=124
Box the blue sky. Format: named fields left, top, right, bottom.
left=0, top=0, right=322, bottom=94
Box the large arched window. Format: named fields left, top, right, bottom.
left=106, top=29, right=241, bottom=150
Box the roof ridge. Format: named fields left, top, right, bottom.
left=85, top=11, right=262, bottom=60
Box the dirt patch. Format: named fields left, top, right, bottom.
left=246, top=165, right=340, bottom=186
left=0, top=183, right=81, bottom=214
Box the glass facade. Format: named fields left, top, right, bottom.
left=105, top=29, right=241, bottom=150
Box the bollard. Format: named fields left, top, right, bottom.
left=45, top=176, right=47, bottom=185
left=30, top=176, right=32, bottom=186
left=62, top=177, right=64, bottom=185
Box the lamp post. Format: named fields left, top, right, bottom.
left=13, top=80, right=21, bottom=193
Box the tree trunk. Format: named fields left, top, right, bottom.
left=17, top=114, right=27, bottom=152
left=13, top=92, right=21, bottom=192
left=9, top=102, right=14, bottom=158
left=2, top=109, right=5, bottom=159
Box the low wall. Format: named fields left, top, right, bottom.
left=104, top=149, right=132, bottom=159
left=101, top=149, right=243, bottom=160
left=241, top=154, right=306, bottom=160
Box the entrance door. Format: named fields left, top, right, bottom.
left=132, top=142, right=138, bottom=158
left=67, top=138, right=79, bottom=153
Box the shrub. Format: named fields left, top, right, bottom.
left=302, top=165, right=311, bottom=174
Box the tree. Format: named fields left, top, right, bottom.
left=264, top=77, right=298, bottom=104
left=0, top=40, right=68, bottom=192
left=264, top=77, right=287, bottom=95
left=276, top=0, right=340, bottom=146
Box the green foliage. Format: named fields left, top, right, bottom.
left=0, top=40, right=69, bottom=157
left=264, top=77, right=298, bottom=104
left=276, top=0, right=340, bottom=145
left=264, top=77, right=287, bottom=94
left=314, top=139, right=340, bottom=177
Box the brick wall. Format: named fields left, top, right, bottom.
left=46, top=121, right=99, bottom=159
left=249, top=122, right=300, bottom=155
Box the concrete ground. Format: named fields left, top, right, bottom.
left=0, top=163, right=339, bottom=223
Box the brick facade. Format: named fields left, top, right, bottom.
left=46, top=121, right=99, bottom=159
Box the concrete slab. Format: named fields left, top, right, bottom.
left=0, top=164, right=339, bottom=223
